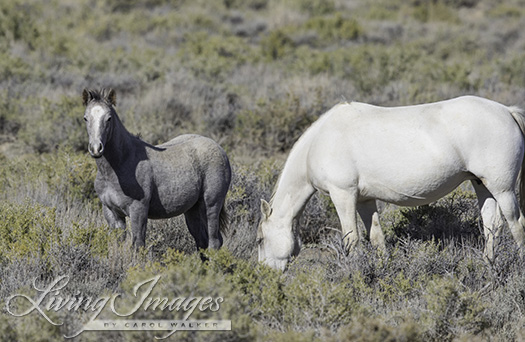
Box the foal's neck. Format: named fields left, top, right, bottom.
left=96, top=114, right=138, bottom=171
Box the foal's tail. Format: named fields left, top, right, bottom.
left=219, top=203, right=230, bottom=235
left=509, top=106, right=525, bottom=212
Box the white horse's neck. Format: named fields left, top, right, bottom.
left=270, top=106, right=337, bottom=220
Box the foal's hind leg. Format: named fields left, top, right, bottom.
left=357, top=200, right=386, bottom=251
left=184, top=201, right=209, bottom=251
left=471, top=180, right=504, bottom=260
left=202, top=194, right=224, bottom=250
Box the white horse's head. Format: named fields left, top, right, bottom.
left=82, top=89, right=116, bottom=158
left=257, top=199, right=299, bottom=271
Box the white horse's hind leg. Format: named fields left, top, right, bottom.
left=357, top=200, right=386, bottom=251
left=492, top=190, right=525, bottom=255
left=329, top=187, right=359, bottom=249
left=471, top=181, right=504, bottom=260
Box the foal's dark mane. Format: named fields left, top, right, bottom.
left=83, top=88, right=116, bottom=108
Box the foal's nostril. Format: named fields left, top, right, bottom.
left=89, top=142, right=104, bottom=157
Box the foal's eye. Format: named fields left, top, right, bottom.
left=83, top=117, right=87, bottom=122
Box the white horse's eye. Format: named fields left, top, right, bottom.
left=107, top=116, right=112, bottom=122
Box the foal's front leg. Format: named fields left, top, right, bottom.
left=103, top=205, right=126, bottom=241
left=130, top=203, right=149, bottom=249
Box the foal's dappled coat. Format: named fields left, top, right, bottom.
left=82, top=88, right=231, bottom=250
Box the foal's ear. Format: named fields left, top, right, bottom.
left=82, top=89, right=90, bottom=106
left=260, top=199, right=272, bottom=219
left=107, top=88, right=116, bottom=106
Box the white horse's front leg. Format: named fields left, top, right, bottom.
left=357, top=200, right=386, bottom=251
left=329, top=187, right=359, bottom=249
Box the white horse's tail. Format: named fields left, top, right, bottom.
left=509, top=106, right=525, bottom=212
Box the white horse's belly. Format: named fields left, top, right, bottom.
left=352, top=142, right=472, bottom=206
left=357, top=171, right=472, bottom=206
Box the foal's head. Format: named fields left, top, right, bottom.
left=82, top=88, right=117, bottom=158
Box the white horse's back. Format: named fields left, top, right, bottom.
left=308, top=96, right=523, bottom=206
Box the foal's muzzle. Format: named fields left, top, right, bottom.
left=88, top=142, right=104, bottom=158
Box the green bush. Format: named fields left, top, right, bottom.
left=488, top=4, right=523, bottom=18
left=224, top=0, right=268, bottom=10
left=0, top=201, right=116, bottom=262
left=423, top=276, right=488, bottom=340
left=42, top=150, right=98, bottom=205
left=18, top=95, right=86, bottom=153
left=178, top=31, right=257, bottom=81
left=331, top=316, right=422, bottom=342
left=0, top=1, right=42, bottom=49
left=0, top=202, right=59, bottom=262
left=304, top=13, right=363, bottom=44
left=0, top=52, right=34, bottom=81
left=235, top=91, right=323, bottom=153
left=294, top=0, right=336, bottom=15
left=0, top=150, right=98, bottom=207
left=388, top=187, right=479, bottom=241
left=409, top=1, right=460, bottom=23
left=261, top=29, right=295, bottom=61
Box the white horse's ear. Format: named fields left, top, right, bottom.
left=107, top=88, right=117, bottom=106
left=260, top=199, right=272, bottom=219
left=82, top=89, right=90, bottom=106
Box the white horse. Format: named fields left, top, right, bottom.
left=257, top=96, right=525, bottom=270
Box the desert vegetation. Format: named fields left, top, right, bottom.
left=2, top=0, right=525, bottom=340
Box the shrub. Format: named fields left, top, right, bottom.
left=224, top=0, right=268, bottom=10
left=235, top=91, right=323, bottom=153
left=0, top=201, right=59, bottom=262
left=295, top=0, right=336, bottom=15
left=0, top=201, right=117, bottom=263
left=422, top=276, right=488, bottom=340
left=42, top=150, right=98, bottom=206
left=0, top=52, right=33, bottom=82
left=409, top=1, right=460, bottom=23
left=178, top=31, right=256, bottom=81
left=19, top=95, right=86, bottom=153
left=388, top=187, right=480, bottom=242
left=224, top=161, right=280, bottom=258
left=330, top=316, right=422, bottom=342
left=0, top=1, right=42, bottom=49
left=260, top=29, right=295, bottom=61
left=0, top=90, right=22, bottom=142
left=304, top=13, right=363, bottom=44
